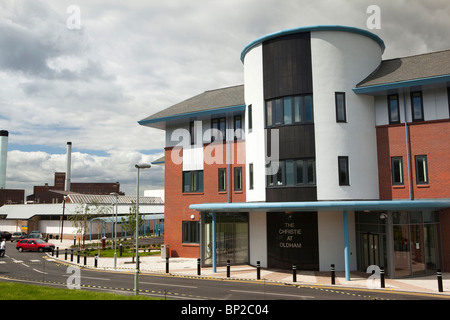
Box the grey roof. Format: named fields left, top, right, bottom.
left=67, top=194, right=163, bottom=205
left=138, top=85, right=245, bottom=128
left=0, top=203, right=164, bottom=220
left=357, top=49, right=450, bottom=88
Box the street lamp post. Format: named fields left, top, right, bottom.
left=60, top=195, right=67, bottom=242
left=134, top=163, right=151, bottom=295
left=110, top=192, right=119, bottom=269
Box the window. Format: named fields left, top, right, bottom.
left=234, top=167, right=243, bottom=191
left=266, top=94, right=313, bottom=127
left=338, top=156, right=350, bottom=186
left=411, top=91, right=424, bottom=122
left=218, top=168, right=226, bottom=192
left=415, top=155, right=428, bottom=184
left=234, top=115, right=243, bottom=140
left=182, top=170, right=204, bottom=193
left=248, top=104, right=253, bottom=132
left=388, top=94, right=400, bottom=124
left=283, top=97, right=292, bottom=125
left=189, top=121, right=195, bottom=145
left=267, top=158, right=316, bottom=187
left=391, top=157, right=404, bottom=185
left=335, top=92, right=347, bottom=122
left=182, top=221, right=200, bottom=243
left=211, top=117, right=226, bottom=142
left=249, top=163, right=254, bottom=190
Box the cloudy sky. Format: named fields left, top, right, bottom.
left=0, top=0, right=449, bottom=196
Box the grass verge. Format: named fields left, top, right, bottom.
left=0, top=281, right=160, bottom=300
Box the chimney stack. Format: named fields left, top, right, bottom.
left=65, top=142, right=72, bottom=191
left=0, top=130, right=8, bottom=189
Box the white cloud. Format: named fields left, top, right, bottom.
left=0, top=0, right=448, bottom=197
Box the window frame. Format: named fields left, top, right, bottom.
left=182, top=221, right=200, bottom=244
left=388, top=94, right=400, bottom=124
left=338, top=156, right=350, bottom=186
left=234, top=167, right=243, bottom=191
left=266, top=158, right=316, bottom=188
left=391, top=156, right=404, bottom=185
left=211, top=117, right=226, bottom=142
left=218, top=168, right=227, bottom=192
left=335, top=92, right=347, bottom=123
left=411, top=91, right=424, bottom=122
left=182, top=170, right=204, bottom=193
left=265, top=94, right=313, bottom=128
left=249, top=163, right=254, bottom=190
left=248, top=104, right=253, bottom=132
left=415, top=155, right=429, bottom=185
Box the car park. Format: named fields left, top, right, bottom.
left=16, top=239, right=55, bottom=252
left=11, top=232, right=27, bottom=242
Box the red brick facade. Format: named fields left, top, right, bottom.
left=377, top=119, right=450, bottom=200
left=164, top=140, right=246, bottom=257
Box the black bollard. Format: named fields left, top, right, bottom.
left=77, top=251, right=80, bottom=263
left=51, top=248, right=54, bottom=257
left=70, top=249, right=73, bottom=262
left=166, top=257, right=169, bottom=273
left=257, top=261, right=261, bottom=280
left=227, top=260, right=231, bottom=278
left=84, top=251, right=87, bottom=266
left=119, top=243, right=123, bottom=257
left=65, top=248, right=68, bottom=260
left=197, top=258, right=201, bottom=276
left=331, top=264, right=335, bottom=285
left=437, top=269, right=443, bottom=292
left=56, top=247, right=59, bottom=258
left=73, top=236, right=76, bottom=246
left=94, top=254, right=98, bottom=268
left=380, top=267, right=385, bottom=288
left=292, top=264, right=297, bottom=282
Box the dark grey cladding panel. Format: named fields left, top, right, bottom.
left=263, top=32, right=313, bottom=100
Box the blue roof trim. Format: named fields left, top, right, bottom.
left=240, top=25, right=386, bottom=63
left=190, top=199, right=450, bottom=212
left=353, top=74, right=450, bottom=94
left=138, top=104, right=246, bottom=126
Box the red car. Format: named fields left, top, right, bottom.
left=16, top=239, right=55, bottom=252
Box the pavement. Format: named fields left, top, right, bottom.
left=49, top=239, right=450, bottom=298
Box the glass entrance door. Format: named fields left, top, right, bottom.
left=362, top=233, right=380, bottom=271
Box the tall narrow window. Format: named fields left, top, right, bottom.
left=249, top=163, right=254, bottom=190
left=234, top=115, right=243, bottom=140
left=415, top=155, right=428, bottom=184
left=411, top=91, right=424, bottom=122
left=388, top=94, right=400, bottom=124
left=338, top=156, right=350, bottom=186
left=266, top=100, right=273, bottom=127
left=211, top=117, right=226, bottom=142
left=218, top=168, right=227, bottom=192
left=285, top=160, right=294, bottom=186
left=248, top=104, right=253, bottom=132
left=283, top=97, right=292, bottom=125
left=335, top=92, right=347, bottom=122
left=447, top=87, right=450, bottom=118
left=304, top=95, right=313, bottom=123
left=189, top=121, right=195, bottom=145
left=391, top=156, right=404, bottom=185
left=234, top=167, right=243, bottom=191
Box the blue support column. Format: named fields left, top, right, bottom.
left=212, top=212, right=217, bottom=273
left=343, top=209, right=350, bottom=281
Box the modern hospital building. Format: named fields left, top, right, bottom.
left=139, top=25, right=450, bottom=278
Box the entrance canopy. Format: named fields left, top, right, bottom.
left=190, top=199, right=450, bottom=212
left=190, top=199, right=450, bottom=279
